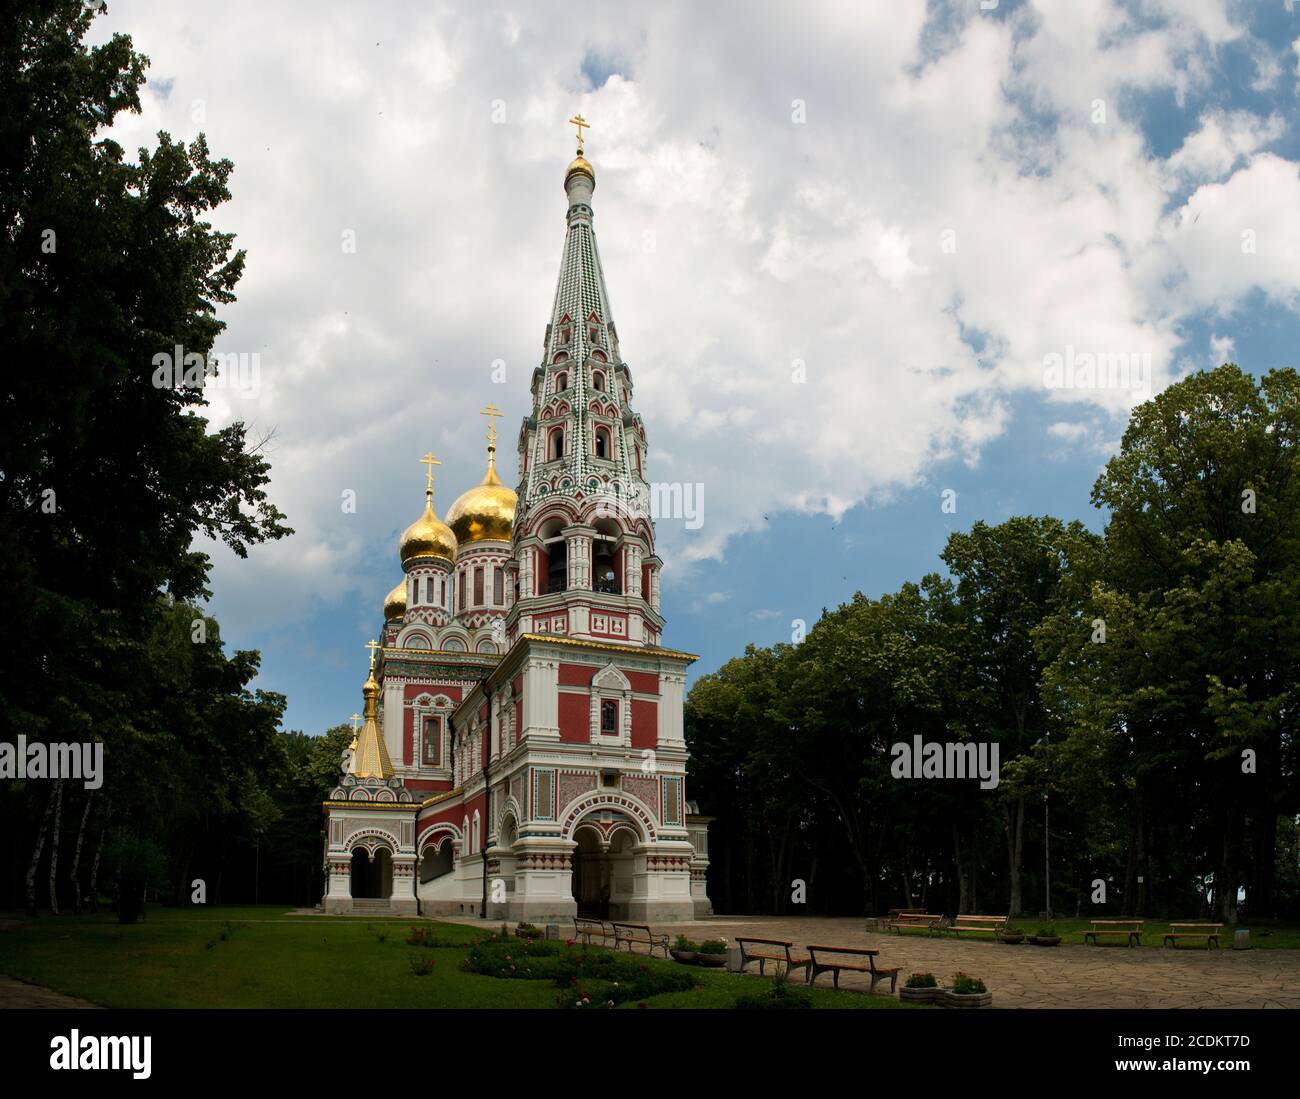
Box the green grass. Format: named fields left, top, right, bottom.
left=891, top=915, right=1300, bottom=949
left=0, top=906, right=914, bottom=1009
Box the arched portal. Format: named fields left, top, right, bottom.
left=571, top=825, right=637, bottom=920
left=419, top=842, right=454, bottom=884
left=350, top=847, right=393, bottom=899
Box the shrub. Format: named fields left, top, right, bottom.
left=673, top=934, right=699, bottom=951
left=465, top=938, right=697, bottom=1005
left=735, top=978, right=812, bottom=1010
left=951, top=972, right=987, bottom=995
left=905, top=972, right=937, bottom=988
left=406, top=926, right=466, bottom=948
left=408, top=953, right=438, bottom=977
left=1035, top=926, right=1057, bottom=938
left=696, top=938, right=727, bottom=955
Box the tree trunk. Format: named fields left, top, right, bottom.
left=48, top=780, right=65, bottom=915
left=953, top=822, right=971, bottom=913
left=1001, top=797, right=1025, bottom=916
left=88, top=802, right=112, bottom=914
left=25, top=785, right=58, bottom=915
left=69, top=792, right=95, bottom=914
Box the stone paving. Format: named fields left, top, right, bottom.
left=0, top=974, right=99, bottom=1009
left=652, top=916, right=1300, bottom=1008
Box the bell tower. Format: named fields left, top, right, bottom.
left=506, top=116, right=664, bottom=649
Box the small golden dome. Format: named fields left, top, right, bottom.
left=446, top=453, right=516, bottom=545
left=399, top=495, right=457, bottom=566
left=565, top=153, right=594, bottom=187
left=383, top=579, right=407, bottom=621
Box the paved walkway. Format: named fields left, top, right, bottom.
left=445, top=913, right=1300, bottom=1008
left=656, top=916, right=1300, bottom=1008
left=0, top=974, right=99, bottom=1009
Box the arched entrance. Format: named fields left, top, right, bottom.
left=350, top=847, right=392, bottom=899
left=571, top=825, right=637, bottom=920
left=419, top=841, right=454, bottom=884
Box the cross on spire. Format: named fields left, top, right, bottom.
left=419, top=451, right=441, bottom=498
left=568, top=113, right=590, bottom=154
left=351, top=713, right=361, bottom=733
left=365, top=639, right=380, bottom=669
left=480, top=404, right=502, bottom=451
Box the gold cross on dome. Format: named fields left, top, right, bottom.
left=419, top=451, right=441, bottom=494
left=568, top=113, right=590, bottom=154
left=480, top=404, right=502, bottom=448
left=365, top=639, right=380, bottom=669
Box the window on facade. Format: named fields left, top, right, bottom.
left=493, top=566, right=504, bottom=605
left=473, top=566, right=484, bottom=605
left=458, top=572, right=466, bottom=611
left=593, top=371, right=605, bottom=392
left=426, top=715, right=442, bottom=764
left=600, top=699, right=618, bottom=735
left=426, top=576, right=436, bottom=604
left=595, top=427, right=609, bottom=460
left=550, top=430, right=564, bottom=461
left=556, top=372, right=568, bottom=392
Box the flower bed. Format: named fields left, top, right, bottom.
left=463, top=935, right=698, bottom=1008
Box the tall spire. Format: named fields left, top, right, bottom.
left=353, top=640, right=393, bottom=779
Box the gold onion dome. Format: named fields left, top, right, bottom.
left=399, top=453, right=457, bottom=566
left=383, top=579, right=407, bottom=621
left=565, top=153, right=594, bottom=187
left=446, top=451, right=516, bottom=545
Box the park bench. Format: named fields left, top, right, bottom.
left=613, top=922, right=670, bottom=958
left=889, top=912, right=944, bottom=935
left=736, top=937, right=811, bottom=982
left=1163, top=922, right=1222, bottom=949
left=806, top=945, right=900, bottom=994
left=949, top=915, right=1007, bottom=938
left=572, top=916, right=615, bottom=946
left=1084, top=919, right=1144, bottom=946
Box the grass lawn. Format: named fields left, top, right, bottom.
left=0, top=906, right=913, bottom=1009
left=887, top=915, right=1300, bottom=948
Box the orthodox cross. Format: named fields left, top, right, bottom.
left=350, top=712, right=361, bottom=733
left=419, top=451, right=441, bottom=496
left=365, top=638, right=380, bottom=670
left=480, top=404, right=502, bottom=449
left=568, top=113, right=590, bottom=154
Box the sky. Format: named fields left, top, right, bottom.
left=87, top=0, right=1300, bottom=734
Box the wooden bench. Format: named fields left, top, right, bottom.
left=572, top=916, right=615, bottom=946
left=1163, top=922, right=1222, bottom=949
left=1085, top=919, right=1144, bottom=946
left=807, top=945, right=899, bottom=994
left=890, top=913, right=944, bottom=935
left=949, top=915, right=1007, bottom=938
left=736, top=937, right=811, bottom=982
left=613, top=922, right=670, bottom=958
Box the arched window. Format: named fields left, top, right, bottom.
left=458, top=571, right=466, bottom=612
left=592, top=371, right=606, bottom=393
left=550, top=428, right=564, bottom=461
left=426, top=576, right=436, bottom=604
left=594, top=426, right=610, bottom=460
left=473, top=566, right=484, bottom=605
left=493, top=566, right=504, bottom=605
left=555, top=372, right=568, bottom=392
left=471, top=811, right=481, bottom=855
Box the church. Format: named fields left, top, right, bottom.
left=322, top=120, right=713, bottom=923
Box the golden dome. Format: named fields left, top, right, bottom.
left=446, top=452, right=516, bottom=545
left=565, top=153, right=594, bottom=187
left=399, top=494, right=457, bottom=566
left=383, top=579, right=407, bottom=621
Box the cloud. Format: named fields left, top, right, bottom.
left=85, top=0, right=1300, bottom=643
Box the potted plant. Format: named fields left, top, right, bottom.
left=899, top=971, right=943, bottom=1004
left=945, top=972, right=992, bottom=1008
left=1000, top=926, right=1026, bottom=944
left=1032, top=925, right=1061, bottom=946
left=696, top=938, right=728, bottom=967
left=515, top=922, right=543, bottom=940
left=670, top=934, right=698, bottom=964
